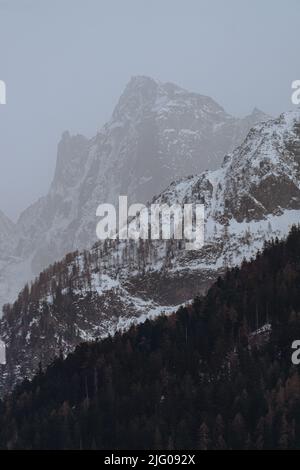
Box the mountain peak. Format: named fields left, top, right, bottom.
left=126, top=75, right=160, bottom=89
left=112, top=76, right=225, bottom=122
left=125, top=75, right=188, bottom=96
left=112, top=76, right=164, bottom=121
left=0, top=78, right=277, bottom=312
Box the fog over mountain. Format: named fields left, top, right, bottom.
left=1, top=0, right=300, bottom=452
left=0, top=0, right=299, bottom=220
left=1, top=108, right=300, bottom=395
left=0, top=77, right=270, bottom=313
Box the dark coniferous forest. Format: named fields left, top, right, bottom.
left=1, top=227, right=300, bottom=450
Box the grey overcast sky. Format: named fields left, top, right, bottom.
left=0, top=0, right=299, bottom=220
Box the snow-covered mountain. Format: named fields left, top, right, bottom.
left=15, top=76, right=269, bottom=273
left=1, top=109, right=299, bottom=394
left=0, top=77, right=268, bottom=313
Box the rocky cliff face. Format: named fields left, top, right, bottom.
left=0, top=77, right=268, bottom=313
left=1, top=109, right=299, bottom=395
left=14, top=77, right=269, bottom=274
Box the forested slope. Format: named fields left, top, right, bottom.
left=1, top=227, right=300, bottom=449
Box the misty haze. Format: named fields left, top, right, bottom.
left=0, top=0, right=300, bottom=452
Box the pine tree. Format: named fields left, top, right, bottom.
left=198, top=422, right=211, bottom=450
